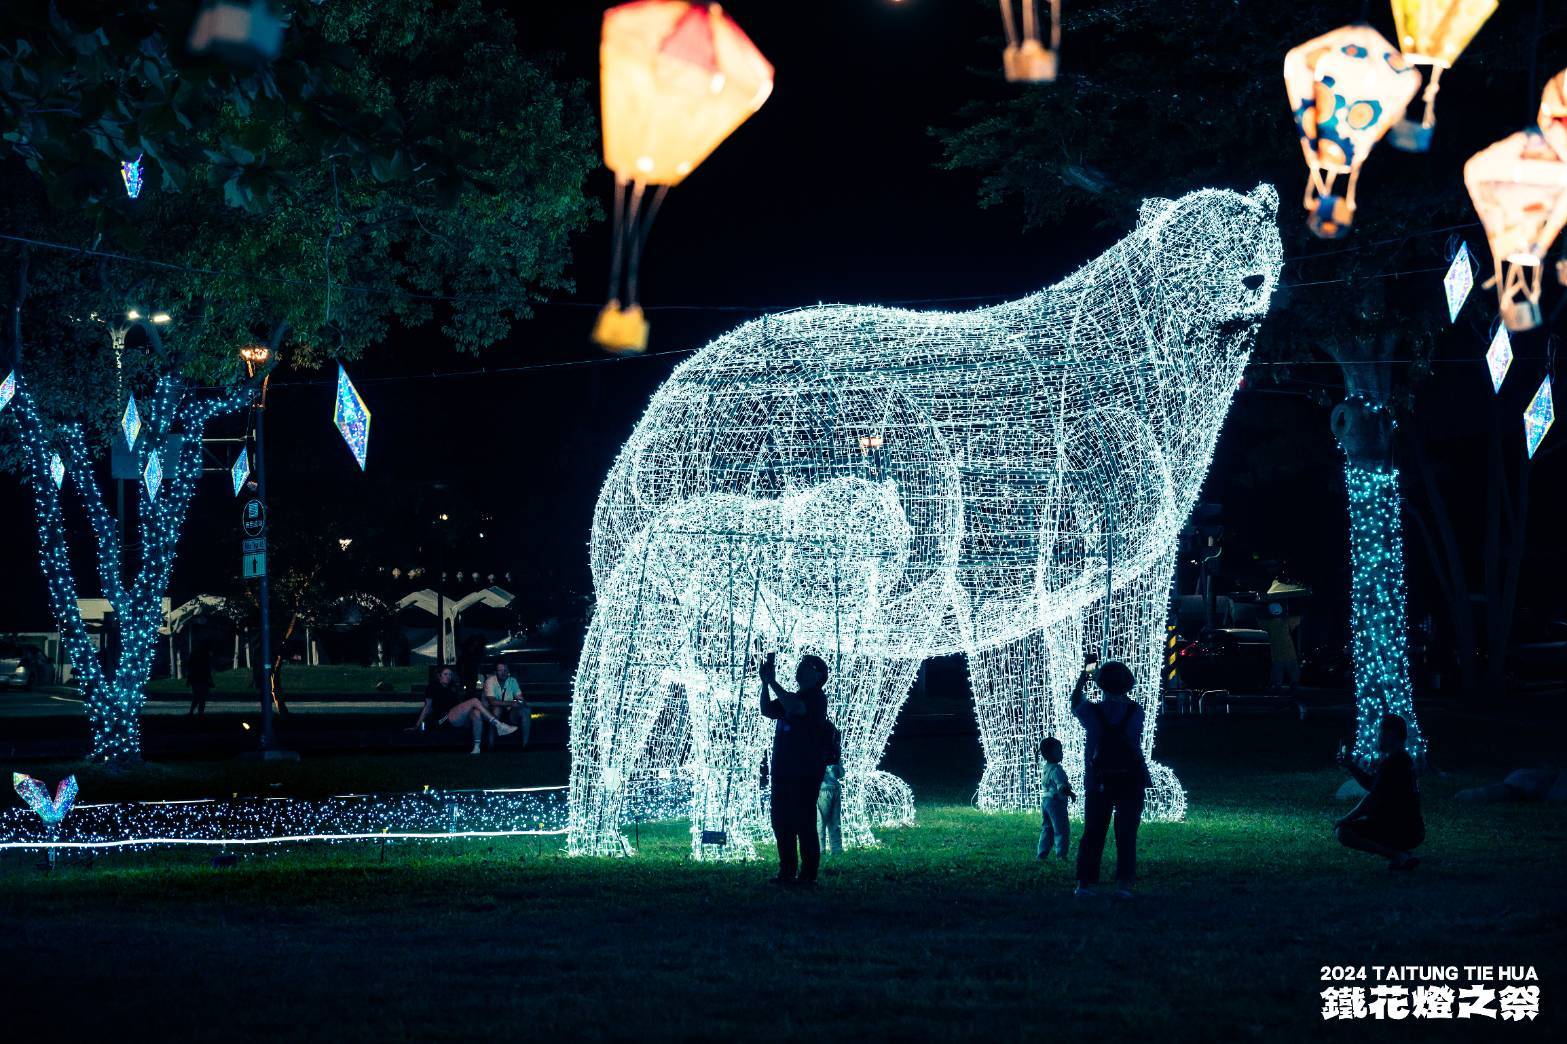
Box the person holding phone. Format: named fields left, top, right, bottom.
left=759, top=652, right=832, bottom=887
left=1070, top=655, right=1151, bottom=898
left=1333, top=715, right=1424, bottom=871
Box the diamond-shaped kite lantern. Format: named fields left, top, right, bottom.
left=121, top=394, right=142, bottom=449
left=333, top=364, right=371, bottom=470
left=50, top=452, right=65, bottom=488
left=231, top=450, right=251, bottom=497
left=1485, top=326, right=1513, bottom=393
left=120, top=155, right=144, bottom=199
left=1444, top=242, right=1473, bottom=322
left=0, top=369, right=14, bottom=412
left=1524, top=375, right=1554, bottom=459
left=143, top=446, right=163, bottom=500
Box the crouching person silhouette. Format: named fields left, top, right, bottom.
left=759, top=653, right=832, bottom=887
left=1334, top=715, right=1424, bottom=871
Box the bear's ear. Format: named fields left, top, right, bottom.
left=1249, top=183, right=1280, bottom=213
left=1137, top=197, right=1174, bottom=226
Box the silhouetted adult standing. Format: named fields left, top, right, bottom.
left=759, top=652, right=831, bottom=887
left=186, top=644, right=214, bottom=716
left=1071, top=658, right=1152, bottom=898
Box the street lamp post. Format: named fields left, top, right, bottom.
left=239, top=345, right=280, bottom=752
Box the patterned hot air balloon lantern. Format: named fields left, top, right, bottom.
left=1285, top=25, right=1419, bottom=239
left=1464, top=127, right=1567, bottom=331
left=999, top=1, right=1062, bottom=83
left=594, top=1, right=774, bottom=355
left=1387, top=0, right=1498, bottom=152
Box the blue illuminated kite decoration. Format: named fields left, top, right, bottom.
left=1485, top=325, right=1513, bottom=393
left=333, top=364, right=371, bottom=470
left=1444, top=243, right=1473, bottom=323
left=231, top=449, right=251, bottom=497
left=120, top=155, right=144, bottom=199
left=1524, top=376, right=1554, bottom=459
left=121, top=394, right=142, bottom=448
left=0, top=369, right=14, bottom=412
left=13, top=773, right=78, bottom=827
left=143, top=447, right=163, bottom=500
left=50, top=452, right=65, bottom=488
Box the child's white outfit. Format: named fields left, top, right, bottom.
left=818, top=762, right=845, bottom=856
left=1037, top=760, right=1072, bottom=859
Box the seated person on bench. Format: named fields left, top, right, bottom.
left=409, top=664, right=516, bottom=754
left=483, top=662, right=531, bottom=746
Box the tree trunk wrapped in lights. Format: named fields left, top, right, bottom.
left=1284, top=25, right=1419, bottom=239
left=567, top=186, right=1282, bottom=859
left=594, top=1, right=774, bottom=355
left=1328, top=352, right=1425, bottom=763
left=2, top=370, right=257, bottom=762
left=1387, top=0, right=1498, bottom=152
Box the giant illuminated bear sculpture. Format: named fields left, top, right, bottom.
left=568, top=185, right=1283, bottom=858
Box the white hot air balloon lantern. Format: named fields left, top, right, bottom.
left=1464, top=125, right=1567, bottom=332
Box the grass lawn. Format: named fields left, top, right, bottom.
left=144, top=664, right=427, bottom=697
left=2, top=715, right=1563, bottom=1040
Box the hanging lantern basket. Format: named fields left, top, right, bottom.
left=999, top=1, right=1061, bottom=84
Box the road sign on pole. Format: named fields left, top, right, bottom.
left=243, top=550, right=267, bottom=579
left=242, top=497, right=267, bottom=537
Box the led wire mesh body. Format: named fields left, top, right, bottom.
left=567, top=186, right=1283, bottom=859
left=998, top=1, right=1062, bottom=83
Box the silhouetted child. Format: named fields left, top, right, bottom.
left=818, top=736, right=846, bottom=858
left=1037, top=736, right=1075, bottom=860
left=1334, top=714, right=1424, bottom=871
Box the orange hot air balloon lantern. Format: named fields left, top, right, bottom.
left=1387, top=0, right=1498, bottom=152
left=594, top=2, right=774, bottom=355
left=1284, top=25, right=1419, bottom=239
left=999, top=2, right=1061, bottom=83
left=1464, top=128, right=1567, bottom=331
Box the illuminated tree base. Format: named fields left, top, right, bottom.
left=1343, top=462, right=1425, bottom=761
left=567, top=187, right=1281, bottom=857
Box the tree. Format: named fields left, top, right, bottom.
left=0, top=0, right=597, bottom=759
left=934, top=0, right=1565, bottom=759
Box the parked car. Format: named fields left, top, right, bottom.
left=1174, top=628, right=1272, bottom=693
left=0, top=643, right=56, bottom=690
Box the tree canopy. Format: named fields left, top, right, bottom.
left=2, top=0, right=599, bottom=453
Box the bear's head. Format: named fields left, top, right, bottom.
left=1134, top=184, right=1282, bottom=342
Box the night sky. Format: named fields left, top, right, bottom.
left=1, top=1, right=1561, bottom=657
